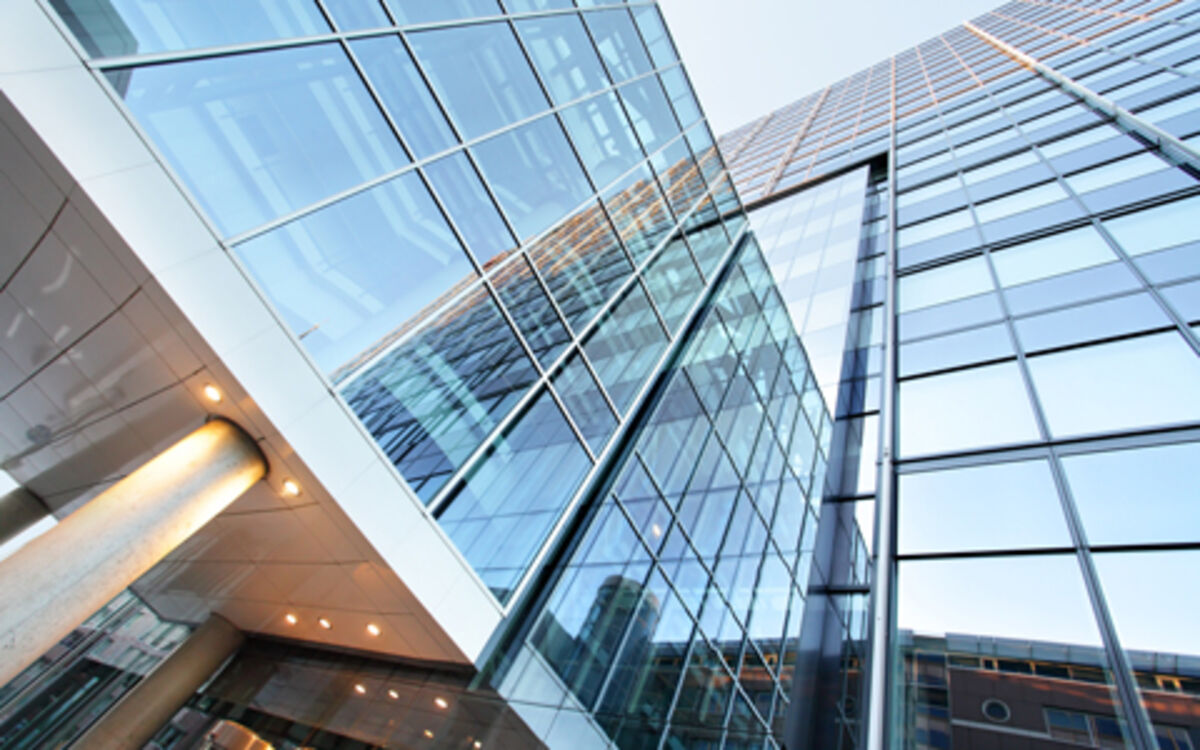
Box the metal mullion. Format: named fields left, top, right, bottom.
left=863, top=53, right=899, bottom=750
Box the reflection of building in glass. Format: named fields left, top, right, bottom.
left=2, top=0, right=1200, bottom=749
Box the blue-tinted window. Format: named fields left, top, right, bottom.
left=50, top=0, right=328, bottom=58
left=552, top=351, right=619, bottom=454
left=438, top=387, right=592, bottom=602
left=632, top=6, right=678, bottom=69
left=619, top=77, right=682, bottom=155
left=408, top=22, right=548, bottom=140
left=899, top=362, right=1040, bottom=456
left=386, top=0, right=501, bottom=24
left=472, top=115, right=593, bottom=240
left=423, top=151, right=515, bottom=265
left=516, top=14, right=611, bottom=106
left=350, top=35, right=457, bottom=158
left=111, top=44, right=406, bottom=236
left=341, top=285, right=538, bottom=501
left=236, top=170, right=473, bottom=375
left=644, top=235, right=705, bottom=334
left=584, top=9, right=654, bottom=83
left=602, top=165, right=675, bottom=264
left=585, top=283, right=669, bottom=415
left=490, top=255, right=570, bottom=368
left=323, top=0, right=388, bottom=29
left=560, top=92, right=644, bottom=189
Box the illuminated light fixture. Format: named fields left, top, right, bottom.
left=318, top=617, right=332, bottom=630
left=434, top=697, right=448, bottom=709
left=474, top=742, right=483, bottom=749
left=281, top=479, right=301, bottom=497
left=284, top=613, right=298, bottom=626
left=202, top=384, right=222, bottom=403
left=651, top=523, right=662, bottom=537
left=366, top=623, right=381, bottom=637
left=387, top=689, right=399, bottom=700
left=423, top=729, right=434, bottom=739
left=354, top=683, right=366, bottom=695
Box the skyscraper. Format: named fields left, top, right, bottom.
left=0, top=1, right=1197, bottom=749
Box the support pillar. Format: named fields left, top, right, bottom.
left=73, top=614, right=244, bottom=750
left=0, top=485, right=49, bottom=548
left=0, top=418, right=265, bottom=687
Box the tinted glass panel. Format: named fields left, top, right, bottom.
left=552, top=351, right=618, bottom=455
left=236, top=170, right=472, bottom=375
left=50, top=0, right=328, bottom=58
left=560, top=92, right=643, bottom=189
left=423, top=151, right=516, bottom=266
left=408, top=22, right=548, bottom=140
left=350, top=35, right=457, bottom=159
left=585, top=283, right=668, bottom=415
left=112, top=44, right=406, bottom=236
left=323, top=0, right=388, bottom=29
left=899, top=362, right=1040, bottom=456
left=516, top=14, right=611, bottom=106
left=386, top=0, right=501, bottom=24
left=584, top=9, right=654, bottom=83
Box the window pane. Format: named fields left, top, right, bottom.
left=423, top=152, right=515, bottom=266
left=618, top=77, right=682, bottom=156
left=322, top=0, right=388, bottom=29
left=644, top=235, right=705, bottom=335
left=898, top=257, right=994, bottom=313
left=235, top=171, right=473, bottom=375
left=1062, top=441, right=1200, bottom=546
left=633, top=6, right=678, bottom=68
left=111, top=44, right=406, bottom=236
left=899, top=361, right=1040, bottom=456
left=1027, top=332, right=1200, bottom=437
left=408, top=22, right=548, bottom=141
left=897, top=208, right=974, bottom=246
left=438, top=387, right=592, bottom=602
left=899, top=323, right=1012, bottom=377
left=1103, top=195, right=1200, bottom=256
left=49, top=0, right=329, bottom=58
left=340, top=285, right=538, bottom=502
left=350, top=35, right=457, bottom=159
left=1014, top=293, right=1169, bottom=353
left=560, top=92, right=644, bottom=189
left=602, top=165, right=674, bottom=265
left=472, top=115, right=593, bottom=240
left=386, top=0, right=501, bottom=24
left=1093, top=551, right=1200, bottom=658
left=1064, top=152, right=1170, bottom=196
left=516, top=14, right=611, bottom=106
left=898, top=460, right=1070, bottom=555
left=584, top=9, right=654, bottom=84
left=989, top=226, right=1117, bottom=287
left=552, top=351, right=618, bottom=455
left=974, top=181, right=1071, bottom=224
left=584, top=283, right=668, bottom=416
left=490, top=255, right=570, bottom=368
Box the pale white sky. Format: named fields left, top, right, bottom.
left=658, top=0, right=1006, bottom=135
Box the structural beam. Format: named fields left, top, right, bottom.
left=0, top=419, right=265, bottom=687
left=0, top=486, right=49, bottom=548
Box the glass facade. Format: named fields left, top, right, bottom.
left=8, top=0, right=1200, bottom=748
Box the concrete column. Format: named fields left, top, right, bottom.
left=0, top=485, right=49, bottom=548
left=73, top=614, right=245, bottom=750
left=0, top=418, right=265, bottom=687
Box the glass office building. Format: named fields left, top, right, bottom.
left=0, top=0, right=1198, bottom=748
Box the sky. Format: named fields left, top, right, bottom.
left=658, top=0, right=1006, bottom=135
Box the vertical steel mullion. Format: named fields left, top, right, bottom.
left=863, top=53, right=899, bottom=750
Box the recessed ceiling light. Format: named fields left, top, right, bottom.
left=651, top=523, right=662, bottom=537
left=434, top=697, right=448, bottom=709
left=284, top=613, right=297, bottom=626
left=388, top=689, right=399, bottom=700
left=203, top=384, right=222, bottom=403
left=474, top=742, right=483, bottom=749
left=366, top=623, right=381, bottom=637
left=423, top=729, right=434, bottom=739
left=318, top=617, right=332, bottom=630
left=354, top=683, right=366, bottom=695
left=281, top=479, right=301, bottom=497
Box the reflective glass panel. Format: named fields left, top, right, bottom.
left=1102, top=195, right=1200, bottom=256
left=898, top=257, right=994, bottom=313
left=408, top=22, right=548, bottom=141
left=49, top=0, right=329, bottom=58
left=560, top=92, right=644, bottom=189
left=584, top=9, right=654, bottom=83
left=1062, top=441, right=1200, bottom=546
left=1027, top=332, right=1200, bottom=437
left=516, top=14, right=611, bottom=106
left=602, top=165, right=674, bottom=265
left=423, top=152, right=515, bottom=266
left=584, top=283, right=668, bottom=416
left=322, top=0, right=388, bottom=29
left=633, top=6, right=677, bottom=69
left=552, top=351, right=618, bottom=455
left=236, top=170, right=473, bottom=375
left=471, top=115, right=593, bottom=240
left=386, top=0, right=502, bottom=24
left=644, top=235, right=705, bottom=335
left=899, top=362, right=1040, bottom=456
left=1093, top=551, right=1200, bottom=659
left=438, top=387, right=592, bottom=602
left=490, top=255, right=570, bottom=368
left=989, top=226, right=1117, bottom=287
left=898, top=460, right=1070, bottom=555
left=350, top=35, right=457, bottom=159
left=618, top=77, right=682, bottom=156
left=111, top=44, right=406, bottom=236
left=340, top=285, right=538, bottom=502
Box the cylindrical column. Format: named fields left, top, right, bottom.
left=73, top=614, right=245, bottom=750
left=0, top=418, right=265, bottom=687
left=0, top=485, right=49, bottom=548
